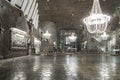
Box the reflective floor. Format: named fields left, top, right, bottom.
left=0, top=54, right=120, bottom=80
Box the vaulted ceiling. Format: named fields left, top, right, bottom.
left=38, top=0, right=120, bottom=28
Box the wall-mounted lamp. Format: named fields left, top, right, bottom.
left=68, top=33, right=77, bottom=42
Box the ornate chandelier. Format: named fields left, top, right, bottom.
left=83, top=0, right=111, bottom=34
left=43, top=31, right=51, bottom=39
left=68, top=33, right=77, bottom=42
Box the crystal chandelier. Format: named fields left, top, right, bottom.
left=83, top=0, right=111, bottom=34
left=101, top=32, right=109, bottom=40
left=68, top=33, right=77, bottom=42
left=43, top=31, right=51, bottom=39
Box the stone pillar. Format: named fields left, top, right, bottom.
left=0, top=17, right=4, bottom=59
left=27, top=19, right=34, bottom=55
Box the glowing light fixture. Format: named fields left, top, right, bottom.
left=53, top=42, right=56, bottom=45
left=47, top=0, right=50, bottom=2
left=43, top=31, right=51, bottom=39
left=68, top=33, right=77, bottom=42
left=83, top=0, right=110, bottom=34
left=101, top=32, right=109, bottom=40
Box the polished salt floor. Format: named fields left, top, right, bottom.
left=0, top=54, right=120, bottom=80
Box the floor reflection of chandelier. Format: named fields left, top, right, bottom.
left=83, top=0, right=110, bottom=34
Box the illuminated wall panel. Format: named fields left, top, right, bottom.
left=28, top=0, right=36, bottom=19
left=10, top=0, right=16, bottom=6
left=32, top=3, right=38, bottom=19
left=21, top=0, right=28, bottom=11
left=6, top=0, right=39, bottom=29
left=24, top=0, right=31, bottom=18
left=24, top=0, right=30, bottom=14
left=15, top=0, right=24, bottom=7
